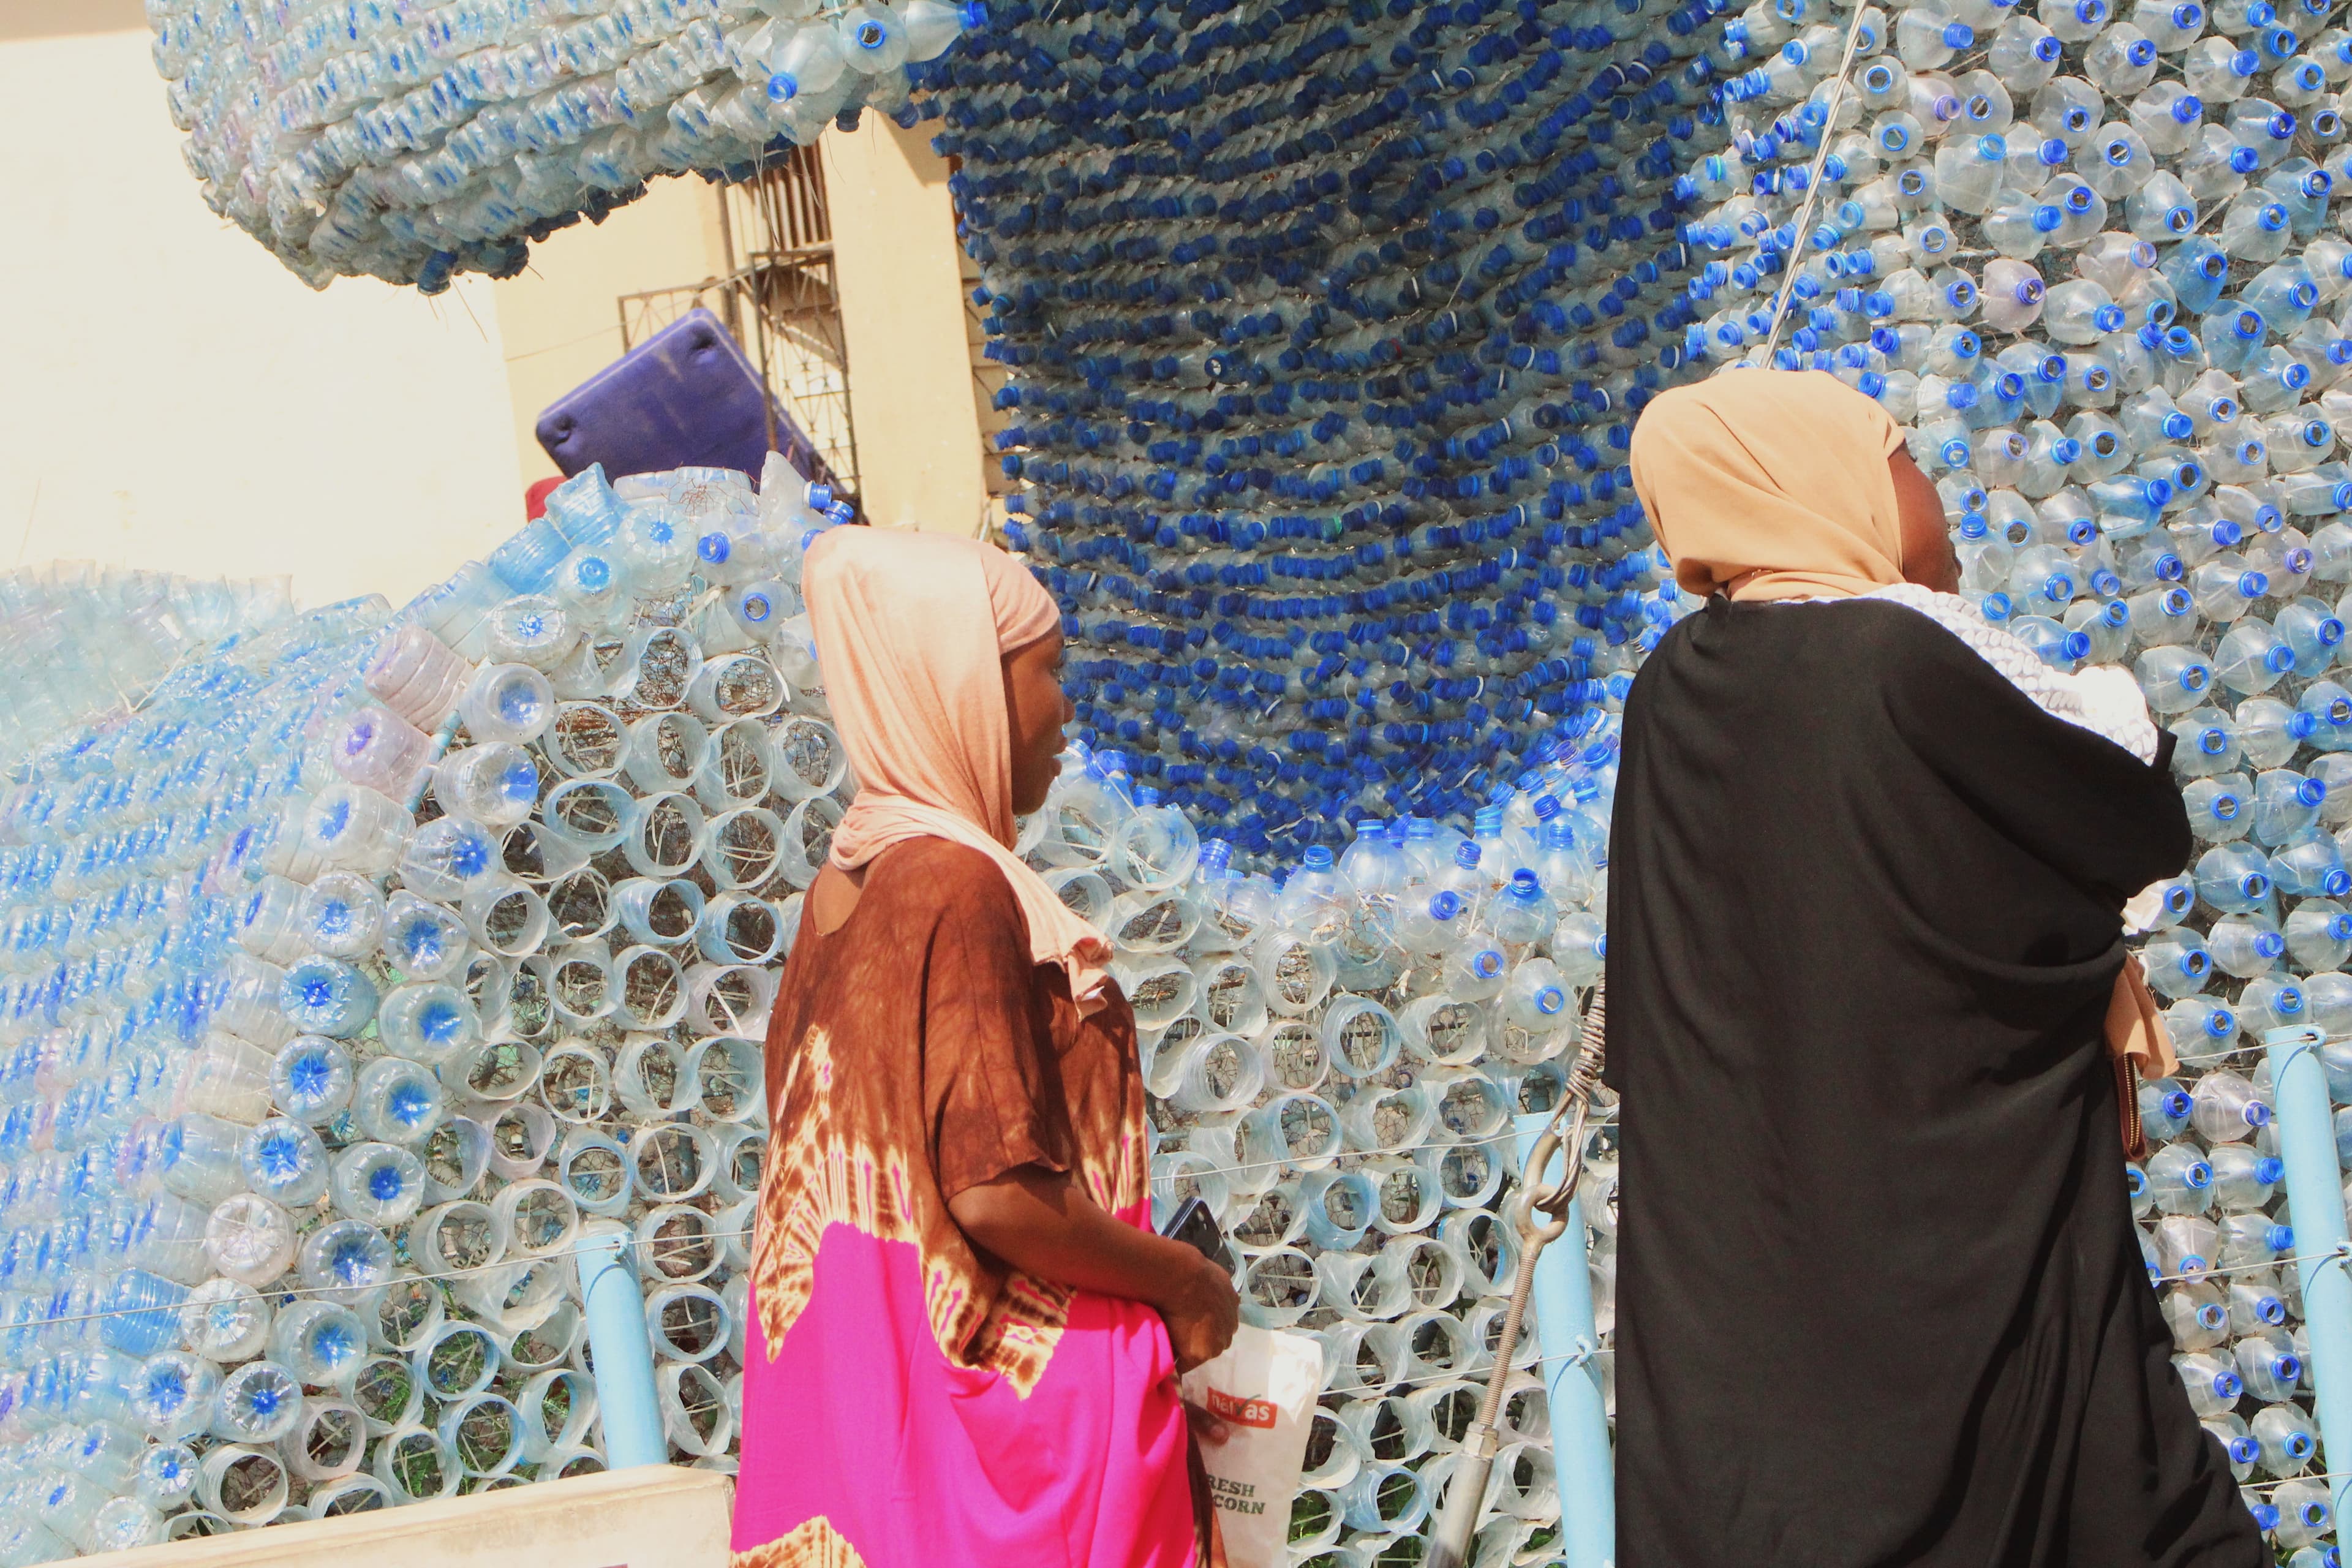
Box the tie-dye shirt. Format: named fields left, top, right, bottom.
left=734, top=836, right=1199, bottom=1568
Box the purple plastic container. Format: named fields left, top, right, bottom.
left=534, top=308, right=832, bottom=490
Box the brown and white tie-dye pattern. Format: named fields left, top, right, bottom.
left=733, top=1518, right=869, bottom=1568
left=748, top=837, right=1150, bottom=1398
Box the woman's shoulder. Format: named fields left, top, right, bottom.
left=1827, top=592, right=2013, bottom=680
left=1645, top=591, right=2005, bottom=683
left=858, top=837, right=1030, bottom=929
left=1630, top=592, right=2067, bottom=750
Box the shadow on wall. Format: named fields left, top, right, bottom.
left=1, top=2, right=149, bottom=42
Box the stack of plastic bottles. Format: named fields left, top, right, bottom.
left=146, top=0, right=984, bottom=292
left=942, top=0, right=2352, bottom=1545
left=0, top=588, right=419, bottom=1556
left=0, top=459, right=1635, bottom=1561
left=1110, top=749, right=1626, bottom=1566
left=944, top=0, right=1719, bottom=859
left=123, top=0, right=2352, bottom=1553
left=0, top=568, right=295, bottom=781
left=0, top=462, right=844, bottom=1555
left=6, top=459, right=2345, bottom=1561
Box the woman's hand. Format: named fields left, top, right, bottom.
left=1158, top=1251, right=1240, bottom=1373
left=1184, top=1400, right=1232, bottom=1447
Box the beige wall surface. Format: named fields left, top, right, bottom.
left=0, top=10, right=527, bottom=610
left=825, top=118, right=989, bottom=536
left=4, top=0, right=148, bottom=41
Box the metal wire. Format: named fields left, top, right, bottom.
left=1755, top=0, right=1877, bottom=367
left=1162, top=1107, right=1618, bottom=1186
left=0, top=1226, right=759, bottom=1338
left=2172, top=1023, right=2352, bottom=1068
left=2152, top=1242, right=2351, bottom=1288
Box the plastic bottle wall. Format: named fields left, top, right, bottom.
left=946, top=0, right=1708, bottom=858
left=145, top=0, right=981, bottom=292
left=949, top=0, right=2352, bottom=1540
left=0, top=470, right=1608, bottom=1558
left=129, top=0, right=2352, bottom=1559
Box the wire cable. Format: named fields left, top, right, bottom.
left=1755, top=0, right=1876, bottom=366
left=0, top=1226, right=758, bottom=1340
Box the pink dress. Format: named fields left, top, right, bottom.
left=731, top=840, right=1199, bottom=1568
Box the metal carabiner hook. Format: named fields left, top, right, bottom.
left=1428, top=979, right=1610, bottom=1568
left=1511, top=1104, right=1586, bottom=1251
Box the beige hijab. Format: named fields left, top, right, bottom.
left=804, top=527, right=1112, bottom=1014
left=1629, top=367, right=1908, bottom=601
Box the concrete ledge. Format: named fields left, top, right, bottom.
left=80, top=1466, right=734, bottom=1568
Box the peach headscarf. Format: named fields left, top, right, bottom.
left=803, top=528, right=1111, bottom=1013
left=1629, top=368, right=1908, bottom=601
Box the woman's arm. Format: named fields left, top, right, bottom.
left=1880, top=609, right=2192, bottom=897
left=949, top=1164, right=1240, bottom=1371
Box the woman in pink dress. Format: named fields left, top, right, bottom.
left=730, top=527, right=1238, bottom=1568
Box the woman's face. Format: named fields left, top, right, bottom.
left=1890, top=448, right=1960, bottom=595
left=1003, top=631, right=1074, bottom=817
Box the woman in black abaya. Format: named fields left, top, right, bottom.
left=1607, top=369, right=2264, bottom=1567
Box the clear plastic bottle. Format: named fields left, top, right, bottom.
left=2207, top=1140, right=2284, bottom=1207
left=1278, top=845, right=1355, bottom=947
left=209, top=1359, right=304, bottom=1443
left=1990, top=13, right=2067, bottom=89
left=331, top=1142, right=429, bottom=1227
left=2192, top=1068, right=2276, bottom=1139
left=2164, top=1280, right=2232, bottom=1348
left=2252, top=1399, right=2321, bottom=1475
left=2204, top=1412, right=2263, bottom=1478
left=2176, top=1349, right=2246, bottom=1413
left=2149, top=1139, right=2218, bottom=1211
left=2137, top=643, right=2220, bottom=710
left=239, top=1117, right=329, bottom=1208
left=2286, top=899, right=2352, bottom=967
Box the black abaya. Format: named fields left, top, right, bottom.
left=1606, top=595, right=2266, bottom=1567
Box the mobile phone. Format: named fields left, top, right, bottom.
left=1159, top=1196, right=1236, bottom=1274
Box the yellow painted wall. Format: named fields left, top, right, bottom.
left=0, top=4, right=528, bottom=609
left=823, top=118, right=990, bottom=535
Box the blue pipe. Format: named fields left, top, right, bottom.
left=2263, top=1026, right=2352, bottom=1531
left=1513, top=1111, right=1615, bottom=1568
left=575, top=1221, right=668, bottom=1469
